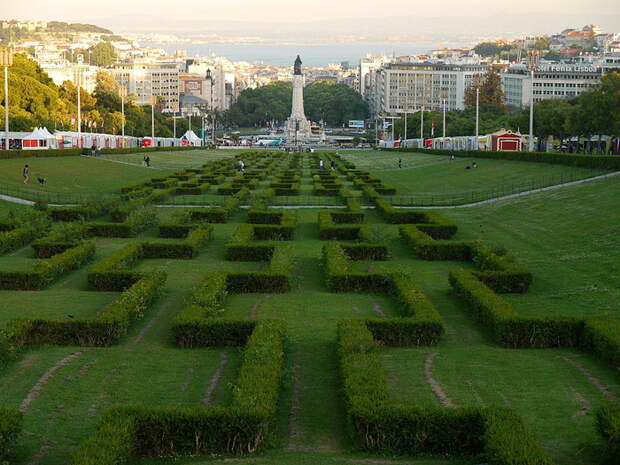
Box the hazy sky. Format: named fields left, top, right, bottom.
left=4, top=0, right=620, bottom=23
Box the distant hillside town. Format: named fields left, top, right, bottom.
left=0, top=18, right=619, bottom=122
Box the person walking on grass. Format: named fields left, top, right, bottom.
left=398, top=158, right=402, bottom=169
left=22, top=164, right=29, bottom=184
left=145, top=155, right=151, bottom=168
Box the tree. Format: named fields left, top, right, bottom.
left=88, top=42, right=117, bottom=67
left=532, top=99, right=572, bottom=144
left=464, top=66, right=505, bottom=112
left=474, top=42, right=504, bottom=57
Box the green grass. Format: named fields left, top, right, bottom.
left=442, top=176, right=620, bottom=322
left=342, top=150, right=609, bottom=204
left=0, top=154, right=618, bottom=465
left=98, top=149, right=238, bottom=171
left=0, top=156, right=174, bottom=202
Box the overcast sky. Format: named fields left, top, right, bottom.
left=4, top=0, right=620, bottom=23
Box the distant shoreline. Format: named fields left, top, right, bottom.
left=142, top=41, right=441, bottom=66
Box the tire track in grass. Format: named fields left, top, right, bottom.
left=249, top=294, right=271, bottom=319
left=26, top=439, right=56, bottom=465
left=130, top=295, right=175, bottom=345
left=567, top=384, right=592, bottom=419
left=19, top=351, right=83, bottom=412
left=424, top=352, right=455, bottom=408
left=371, top=299, right=386, bottom=318
left=202, top=352, right=229, bottom=406
left=287, top=349, right=304, bottom=451
left=560, top=356, right=618, bottom=402
left=0, top=353, right=42, bottom=395
left=464, top=380, right=485, bottom=406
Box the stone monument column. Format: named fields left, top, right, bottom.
left=285, top=55, right=312, bottom=142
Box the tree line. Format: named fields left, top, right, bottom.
left=391, top=68, right=620, bottom=150
left=222, top=80, right=368, bottom=127
left=0, top=53, right=191, bottom=138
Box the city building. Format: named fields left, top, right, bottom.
left=502, top=63, right=602, bottom=108
left=359, top=54, right=393, bottom=97
left=369, top=62, right=488, bottom=117
left=41, top=63, right=99, bottom=93
left=111, top=62, right=180, bottom=113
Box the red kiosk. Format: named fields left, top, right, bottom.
left=490, top=130, right=522, bottom=151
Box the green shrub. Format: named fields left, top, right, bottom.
left=70, top=412, right=136, bottom=465
left=0, top=407, right=22, bottom=461
left=319, top=212, right=362, bottom=240
left=0, top=148, right=83, bottom=158
left=449, top=270, right=582, bottom=348
left=8, top=272, right=165, bottom=348
left=88, top=243, right=143, bottom=291
left=596, top=403, right=620, bottom=465
left=336, top=319, right=552, bottom=463
left=0, top=241, right=95, bottom=290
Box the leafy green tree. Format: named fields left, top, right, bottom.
left=88, top=42, right=117, bottom=67
left=464, top=66, right=505, bottom=111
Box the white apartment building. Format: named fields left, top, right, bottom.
left=111, top=62, right=180, bottom=113
left=40, top=63, right=99, bottom=93
left=502, top=63, right=602, bottom=108
left=359, top=54, right=393, bottom=97
left=369, top=62, right=488, bottom=117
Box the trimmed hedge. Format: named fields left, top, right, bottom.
left=0, top=407, right=22, bottom=461
left=318, top=212, right=363, bottom=240
left=88, top=243, right=143, bottom=291
left=4, top=272, right=166, bottom=353
left=72, top=319, right=285, bottom=463
left=393, top=147, right=620, bottom=170
left=337, top=320, right=552, bottom=464
left=0, top=241, right=96, bottom=290
left=0, top=148, right=83, bottom=159
left=450, top=269, right=583, bottom=348
left=142, top=227, right=213, bottom=259
left=596, top=403, right=620, bottom=465
left=50, top=198, right=119, bottom=222
left=400, top=226, right=532, bottom=293
left=324, top=243, right=444, bottom=346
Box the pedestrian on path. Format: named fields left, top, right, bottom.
left=22, top=164, right=29, bottom=184
left=398, top=158, right=402, bottom=169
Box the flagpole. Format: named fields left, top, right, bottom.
left=420, top=106, right=424, bottom=140
left=442, top=98, right=446, bottom=139
left=475, top=87, right=479, bottom=150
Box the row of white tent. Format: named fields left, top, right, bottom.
left=0, top=129, right=204, bottom=150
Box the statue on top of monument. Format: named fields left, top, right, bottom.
left=294, top=55, right=302, bottom=75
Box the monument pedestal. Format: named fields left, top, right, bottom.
left=285, top=73, right=311, bottom=142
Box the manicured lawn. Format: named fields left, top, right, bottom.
left=443, top=176, right=620, bottom=322
left=342, top=150, right=609, bottom=202
left=0, top=152, right=618, bottom=465
left=0, top=156, right=175, bottom=201
left=99, top=149, right=238, bottom=171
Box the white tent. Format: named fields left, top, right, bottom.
left=181, top=130, right=202, bottom=146
left=22, top=127, right=58, bottom=150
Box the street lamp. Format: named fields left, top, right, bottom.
left=151, top=96, right=155, bottom=144
left=475, top=87, right=479, bottom=150
left=1, top=48, right=13, bottom=151
left=76, top=54, right=84, bottom=148
left=206, top=68, right=215, bottom=146
left=442, top=98, right=446, bottom=139
left=529, top=69, right=534, bottom=152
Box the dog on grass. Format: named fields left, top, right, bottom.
left=37, top=177, right=46, bottom=185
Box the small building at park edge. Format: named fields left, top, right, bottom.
left=490, top=130, right=523, bottom=151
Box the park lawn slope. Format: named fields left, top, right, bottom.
left=342, top=150, right=608, bottom=198
left=0, top=156, right=174, bottom=200
left=442, top=176, right=620, bottom=322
